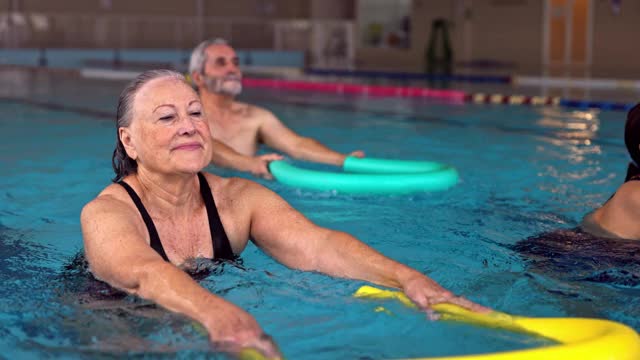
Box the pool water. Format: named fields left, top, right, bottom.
left=1, top=71, right=637, bottom=359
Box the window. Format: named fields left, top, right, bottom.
left=358, top=0, right=411, bottom=49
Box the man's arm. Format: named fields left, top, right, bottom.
left=244, top=183, right=487, bottom=313
left=81, top=194, right=281, bottom=357
left=210, top=139, right=282, bottom=179
left=256, top=108, right=363, bottom=166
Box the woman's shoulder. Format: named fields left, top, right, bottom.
left=591, top=181, right=640, bottom=220
left=611, top=180, right=640, bottom=207
left=81, top=183, right=138, bottom=221
left=201, top=172, right=280, bottom=210
left=580, top=211, right=622, bottom=239
left=581, top=181, right=640, bottom=239
left=202, top=172, right=269, bottom=195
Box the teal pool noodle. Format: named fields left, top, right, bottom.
left=269, top=157, right=459, bottom=194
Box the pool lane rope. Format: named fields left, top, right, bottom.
left=353, top=285, right=640, bottom=360
left=240, top=78, right=635, bottom=112
left=268, top=156, right=459, bottom=194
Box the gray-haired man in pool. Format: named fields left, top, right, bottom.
left=189, top=39, right=365, bottom=179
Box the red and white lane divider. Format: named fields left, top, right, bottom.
left=466, top=92, right=561, bottom=106
left=241, top=78, right=468, bottom=102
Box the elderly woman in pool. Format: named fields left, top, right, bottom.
left=581, top=103, right=640, bottom=239
left=80, top=69, right=487, bottom=358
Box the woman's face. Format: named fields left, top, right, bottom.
left=120, top=77, right=211, bottom=176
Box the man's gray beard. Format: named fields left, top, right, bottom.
left=204, top=75, right=242, bottom=97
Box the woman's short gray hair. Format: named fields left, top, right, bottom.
left=188, top=38, right=230, bottom=75
left=112, top=69, right=187, bottom=182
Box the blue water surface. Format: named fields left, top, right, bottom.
left=0, top=70, right=636, bottom=359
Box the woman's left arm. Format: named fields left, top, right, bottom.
left=245, top=183, right=488, bottom=313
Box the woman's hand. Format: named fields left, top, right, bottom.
left=401, top=273, right=491, bottom=317
left=205, top=303, right=282, bottom=359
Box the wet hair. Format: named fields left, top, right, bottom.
left=188, top=38, right=230, bottom=76
left=111, top=69, right=187, bottom=182
left=624, top=103, right=640, bottom=181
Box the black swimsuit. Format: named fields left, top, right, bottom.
left=117, top=172, right=235, bottom=261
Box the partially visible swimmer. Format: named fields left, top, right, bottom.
left=514, top=104, right=640, bottom=288
left=188, top=38, right=365, bottom=180
left=581, top=103, right=640, bottom=239
left=80, top=70, right=489, bottom=360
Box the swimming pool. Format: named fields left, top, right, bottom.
left=1, top=70, right=637, bottom=359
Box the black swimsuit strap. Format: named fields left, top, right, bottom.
left=117, top=175, right=234, bottom=262
left=197, top=172, right=235, bottom=260
left=117, top=181, right=170, bottom=262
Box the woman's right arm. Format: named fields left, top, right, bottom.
left=80, top=193, right=281, bottom=358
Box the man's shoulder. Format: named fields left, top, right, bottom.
left=233, top=101, right=274, bottom=120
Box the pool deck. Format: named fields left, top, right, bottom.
left=1, top=61, right=637, bottom=112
